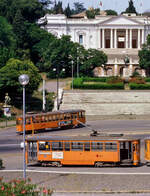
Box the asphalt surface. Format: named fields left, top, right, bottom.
left=1, top=120, right=150, bottom=195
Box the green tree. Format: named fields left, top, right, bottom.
left=13, top=9, right=27, bottom=48
left=0, top=0, right=49, bottom=24
left=138, top=35, right=150, bottom=76
left=73, top=2, right=86, bottom=14
left=0, top=16, right=16, bottom=68
left=80, top=49, right=107, bottom=76
left=53, top=1, right=63, bottom=14
left=124, top=0, right=137, bottom=14
left=86, top=8, right=100, bottom=19
left=47, top=35, right=75, bottom=78
left=64, top=3, right=72, bottom=18
left=0, top=58, right=42, bottom=101
left=105, top=9, right=118, bottom=16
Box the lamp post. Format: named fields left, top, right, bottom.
left=71, top=60, right=74, bottom=90
left=18, top=74, right=29, bottom=179
left=42, top=78, right=46, bottom=112
left=53, top=67, right=59, bottom=110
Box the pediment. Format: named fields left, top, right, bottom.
left=100, top=15, right=142, bottom=26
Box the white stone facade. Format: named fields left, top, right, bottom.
left=39, top=14, right=150, bottom=77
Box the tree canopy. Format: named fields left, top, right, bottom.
left=139, top=35, right=150, bottom=75
left=124, top=0, right=137, bottom=14
left=86, top=8, right=100, bottom=19
left=105, top=9, right=118, bottom=16
left=0, top=58, right=42, bottom=100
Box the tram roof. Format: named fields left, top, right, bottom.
left=26, top=135, right=140, bottom=142
left=17, top=109, right=85, bottom=118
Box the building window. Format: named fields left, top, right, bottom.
left=79, top=35, right=83, bottom=45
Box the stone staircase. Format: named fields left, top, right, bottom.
left=59, top=90, right=150, bottom=116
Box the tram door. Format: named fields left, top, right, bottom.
left=120, top=141, right=132, bottom=161
left=27, top=141, right=37, bottom=163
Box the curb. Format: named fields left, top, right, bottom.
left=54, top=190, right=150, bottom=194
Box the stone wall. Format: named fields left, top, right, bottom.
left=60, top=90, right=150, bottom=115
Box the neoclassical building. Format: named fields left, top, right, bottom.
left=39, top=13, right=150, bottom=77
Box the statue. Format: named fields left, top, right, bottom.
left=3, top=93, right=11, bottom=117
left=4, top=93, right=11, bottom=106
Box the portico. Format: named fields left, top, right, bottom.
left=99, top=28, right=144, bottom=49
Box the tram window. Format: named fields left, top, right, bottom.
left=60, top=114, right=63, bottom=120
left=133, top=144, right=137, bottom=152
left=53, top=115, right=56, bottom=121
left=45, top=116, right=48, bottom=122
left=66, top=114, right=70, bottom=120
left=105, top=142, right=117, bottom=151
left=39, top=142, right=46, bottom=151
left=64, top=142, right=70, bottom=151
left=32, top=117, right=36, bottom=123
left=36, top=117, right=40, bottom=123
left=26, top=118, right=31, bottom=124
left=84, top=142, right=90, bottom=151
left=71, top=142, right=83, bottom=151
left=91, top=142, right=103, bottom=151
left=79, top=112, right=81, bottom=118
left=48, top=115, right=52, bottom=121
left=17, top=119, right=22, bottom=125
left=41, top=116, right=45, bottom=122
left=56, top=115, right=58, bottom=120
left=72, top=114, right=76, bottom=119
left=52, top=142, right=63, bottom=151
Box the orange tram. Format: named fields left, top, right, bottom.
left=145, top=139, right=150, bottom=166
left=25, top=135, right=141, bottom=167
left=16, top=109, right=86, bottom=134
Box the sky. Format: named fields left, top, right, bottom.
left=60, top=0, right=149, bottom=14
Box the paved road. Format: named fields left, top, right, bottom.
left=1, top=120, right=150, bottom=194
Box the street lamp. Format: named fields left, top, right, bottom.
left=18, top=74, right=29, bottom=179
left=71, top=60, right=74, bottom=90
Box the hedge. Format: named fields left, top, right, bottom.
left=83, top=77, right=108, bottom=82
left=73, top=78, right=124, bottom=89
left=145, top=77, right=150, bottom=82
left=129, top=83, right=150, bottom=90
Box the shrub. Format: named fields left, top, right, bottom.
left=129, top=77, right=145, bottom=84
left=0, top=178, right=53, bottom=195
left=83, top=77, right=107, bottom=82
left=106, top=76, right=123, bottom=84
left=129, top=83, right=150, bottom=90
left=145, top=77, right=150, bottom=82
left=132, top=71, right=140, bottom=77
left=73, top=77, right=83, bottom=88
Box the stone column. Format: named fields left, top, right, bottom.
left=99, top=29, right=101, bottom=48
left=101, top=67, right=105, bottom=76
left=102, top=29, right=105, bottom=48
left=114, top=29, right=117, bottom=48
left=114, top=64, right=118, bottom=76
left=126, top=29, right=128, bottom=48
left=141, top=29, right=144, bottom=45
left=129, top=64, right=133, bottom=76
left=138, top=29, right=141, bottom=49
left=110, top=29, right=113, bottom=48
left=97, top=29, right=101, bottom=48
left=130, top=29, right=132, bottom=49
